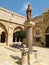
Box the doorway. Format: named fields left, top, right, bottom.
left=45, top=27, right=49, bottom=47
left=45, top=34, right=49, bottom=47
left=1, top=32, right=5, bottom=43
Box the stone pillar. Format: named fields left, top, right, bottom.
left=24, top=4, right=38, bottom=65
left=7, top=33, right=13, bottom=46
left=27, top=26, right=33, bottom=52
left=25, top=4, right=33, bottom=51
left=15, top=36, right=17, bottom=42
left=7, top=26, right=13, bottom=46
left=26, top=25, right=34, bottom=65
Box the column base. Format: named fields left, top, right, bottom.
left=21, top=48, right=28, bottom=65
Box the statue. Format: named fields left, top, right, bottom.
left=26, top=4, right=32, bottom=21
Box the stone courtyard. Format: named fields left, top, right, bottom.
left=0, top=45, right=49, bottom=65
left=0, top=1, right=49, bottom=65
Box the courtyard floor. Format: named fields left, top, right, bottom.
left=0, top=45, right=49, bottom=65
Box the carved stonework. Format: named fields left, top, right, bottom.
left=43, top=11, right=49, bottom=22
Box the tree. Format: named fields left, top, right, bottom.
left=15, top=30, right=26, bottom=42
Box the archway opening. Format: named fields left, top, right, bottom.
left=0, top=23, right=8, bottom=45
left=1, top=32, right=5, bottom=43
left=45, top=27, right=49, bottom=47
left=13, top=27, right=23, bottom=42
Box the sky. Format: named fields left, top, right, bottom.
left=0, top=0, right=49, bottom=17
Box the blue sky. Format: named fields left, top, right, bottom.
left=0, top=0, right=49, bottom=17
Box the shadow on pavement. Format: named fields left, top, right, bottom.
left=15, top=60, right=21, bottom=65
left=10, top=55, right=22, bottom=65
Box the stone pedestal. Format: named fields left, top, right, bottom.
left=21, top=48, right=40, bottom=65
left=28, top=50, right=40, bottom=65
left=21, top=48, right=28, bottom=65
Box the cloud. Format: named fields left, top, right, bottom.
left=21, top=2, right=30, bottom=12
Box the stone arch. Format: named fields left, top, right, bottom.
left=13, top=26, right=23, bottom=32
left=0, top=22, right=8, bottom=45
left=13, top=26, right=23, bottom=42
left=45, top=26, right=49, bottom=47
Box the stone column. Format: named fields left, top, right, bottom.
left=15, top=36, right=17, bottom=42
left=27, top=26, right=33, bottom=52
left=24, top=4, right=38, bottom=65
left=7, top=33, right=13, bottom=46
left=26, top=26, right=33, bottom=65
left=7, top=26, right=13, bottom=46
left=25, top=4, right=33, bottom=52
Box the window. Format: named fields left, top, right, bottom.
left=36, top=37, right=41, bottom=42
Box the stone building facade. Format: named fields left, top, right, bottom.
left=33, top=9, right=49, bottom=47
left=0, top=7, right=25, bottom=46
left=0, top=7, right=49, bottom=47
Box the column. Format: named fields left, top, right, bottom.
left=27, top=26, right=33, bottom=52
left=7, top=33, right=13, bottom=45
left=15, top=36, right=17, bottom=42
left=26, top=26, right=33, bottom=65
left=7, top=26, right=13, bottom=46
